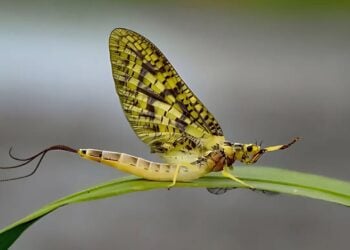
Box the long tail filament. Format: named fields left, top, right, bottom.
left=0, top=145, right=77, bottom=182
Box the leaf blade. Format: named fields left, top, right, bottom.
left=1, top=166, right=350, bottom=249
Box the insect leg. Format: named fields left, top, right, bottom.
left=222, top=166, right=254, bottom=189
left=167, top=164, right=180, bottom=188
left=167, top=162, right=198, bottom=188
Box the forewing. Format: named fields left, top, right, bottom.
left=109, top=28, right=224, bottom=154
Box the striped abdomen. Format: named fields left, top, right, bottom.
left=78, top=149, right=210, bottom=182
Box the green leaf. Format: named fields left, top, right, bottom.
left=0, top=219, right=40, bottom=250
left=1, top=166, right=350, bottom=249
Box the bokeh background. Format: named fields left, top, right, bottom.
left=1, top=1, right=350, bottom=249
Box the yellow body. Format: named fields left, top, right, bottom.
left=78, top=149, right=211, bottom=182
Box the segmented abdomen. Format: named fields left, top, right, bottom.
left=78, top=149, right=208, bottom=182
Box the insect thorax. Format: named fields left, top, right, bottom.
left=194, top=142, right=235, bottom=172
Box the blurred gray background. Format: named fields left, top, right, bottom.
left=1, top=1, right=350, bottom=249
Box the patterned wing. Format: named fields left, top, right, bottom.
left=109, top=28, right=224, bottom=155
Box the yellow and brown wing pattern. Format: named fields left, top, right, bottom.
left=109, top=28, right=224, bottom=156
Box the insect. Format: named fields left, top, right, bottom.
left=1, top=28, right=299, bottom=193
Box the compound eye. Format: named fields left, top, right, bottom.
left=247, top=145, right=253, bottom=152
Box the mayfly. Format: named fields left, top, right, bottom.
left=1, top=28, right=299, bottom=193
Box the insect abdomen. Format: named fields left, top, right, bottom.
left=78, top=149, right=206, bottom=181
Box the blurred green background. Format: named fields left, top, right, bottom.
left=1, top=1, right=350, bottom=249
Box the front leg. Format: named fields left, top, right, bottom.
left=222, top=166, right=254, bottom=189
